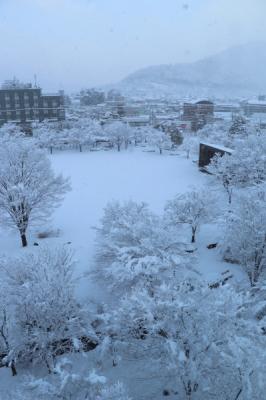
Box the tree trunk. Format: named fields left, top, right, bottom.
left=10, top=360, right=17, bottom=376
left=191, top=227, right=196, bottom=243
left=20, top=232, right=28, bottom=247
left=79, top=144, right=82, bottom=152
left=50, top=146, right=53, bottom=154
left=159, top=148, right=162, bottom=154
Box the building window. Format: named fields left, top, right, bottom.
left=44, top=109, right=49, bottom=115
left=43, top=101, right=48, bottom=108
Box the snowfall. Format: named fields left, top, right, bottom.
left=0, top=147, right=246, bottom=399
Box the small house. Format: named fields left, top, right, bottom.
left=198, top=142, right=233, bottom=170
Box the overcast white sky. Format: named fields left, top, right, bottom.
left=0, top=0, right=265, bottom=92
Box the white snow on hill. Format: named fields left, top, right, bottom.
left=116, top=42, right=266, bottom=98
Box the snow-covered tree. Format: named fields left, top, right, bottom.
left=179, top=136, right=199, bottom=159
left=147, top=129, right=172, bottom=154
left=70, top=118, right=103, bottom=151
left=0, top=247, right=92, bottom=371
left=229, top=115, right=247, bottom=136
left=197, top=121, right=232, bottom=148
left=207, top=153, right=236, bottom=204
left=154, top=121, right=184, bottom=146
left=208, top=134, right=266, bottom=203
left=104, top=122, right=132, bottom=151
left=232, top=134, right=266, bottom=185
left=222, top=190, right=266, bottom=286
left=0, top=286, right=16, bottom=375
left=33, top=118, right=103, bottom=153
left=0, top=138, right=70, bottom=246
left=92, top=200, right=192, bottom=295
left=131, top=127, right=144, bottom=146
left=0, top=122, right=25, bottom=140
left=165, top=189, right=212, bottom=243
left=66, top=127, right=93, bottom=152
left=100, top=279, right=266, bottom=400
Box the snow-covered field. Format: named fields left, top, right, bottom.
left=0, top=148, right=244, bottom=297
left=52, top=149, right=206, bottom=297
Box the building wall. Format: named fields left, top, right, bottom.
left=243, top=102, right=266, bottom=116
left=39, top=95, right=65, bottom=121
left=0, top=87, right=65, bottom=126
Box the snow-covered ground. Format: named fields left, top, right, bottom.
left=0, top=148, right=245, bottom=298
left=51, top=149, right=206, bottom=297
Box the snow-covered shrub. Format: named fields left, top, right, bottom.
left=7, top=358, right=131, bottom=400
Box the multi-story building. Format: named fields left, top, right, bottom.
left=241, top=98, right=266, bottom=116
left=0, top=79, right=65, bottom=126
left=181, top=100, right=214, bottom=131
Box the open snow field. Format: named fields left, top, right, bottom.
left=0, top=148, right=245, bottom=300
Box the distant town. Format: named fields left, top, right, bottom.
left=1, top=78, right=266, bottom=134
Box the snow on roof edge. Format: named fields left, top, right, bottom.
left=200, top=142, right=234, bottom=153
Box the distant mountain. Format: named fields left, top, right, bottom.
left=118, top=42, right=266, bottom=98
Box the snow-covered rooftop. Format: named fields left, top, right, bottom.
left=200, top=142, right=234, bottom=153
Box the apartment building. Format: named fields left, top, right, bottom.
left=0, top=79, right=65, bottom=126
